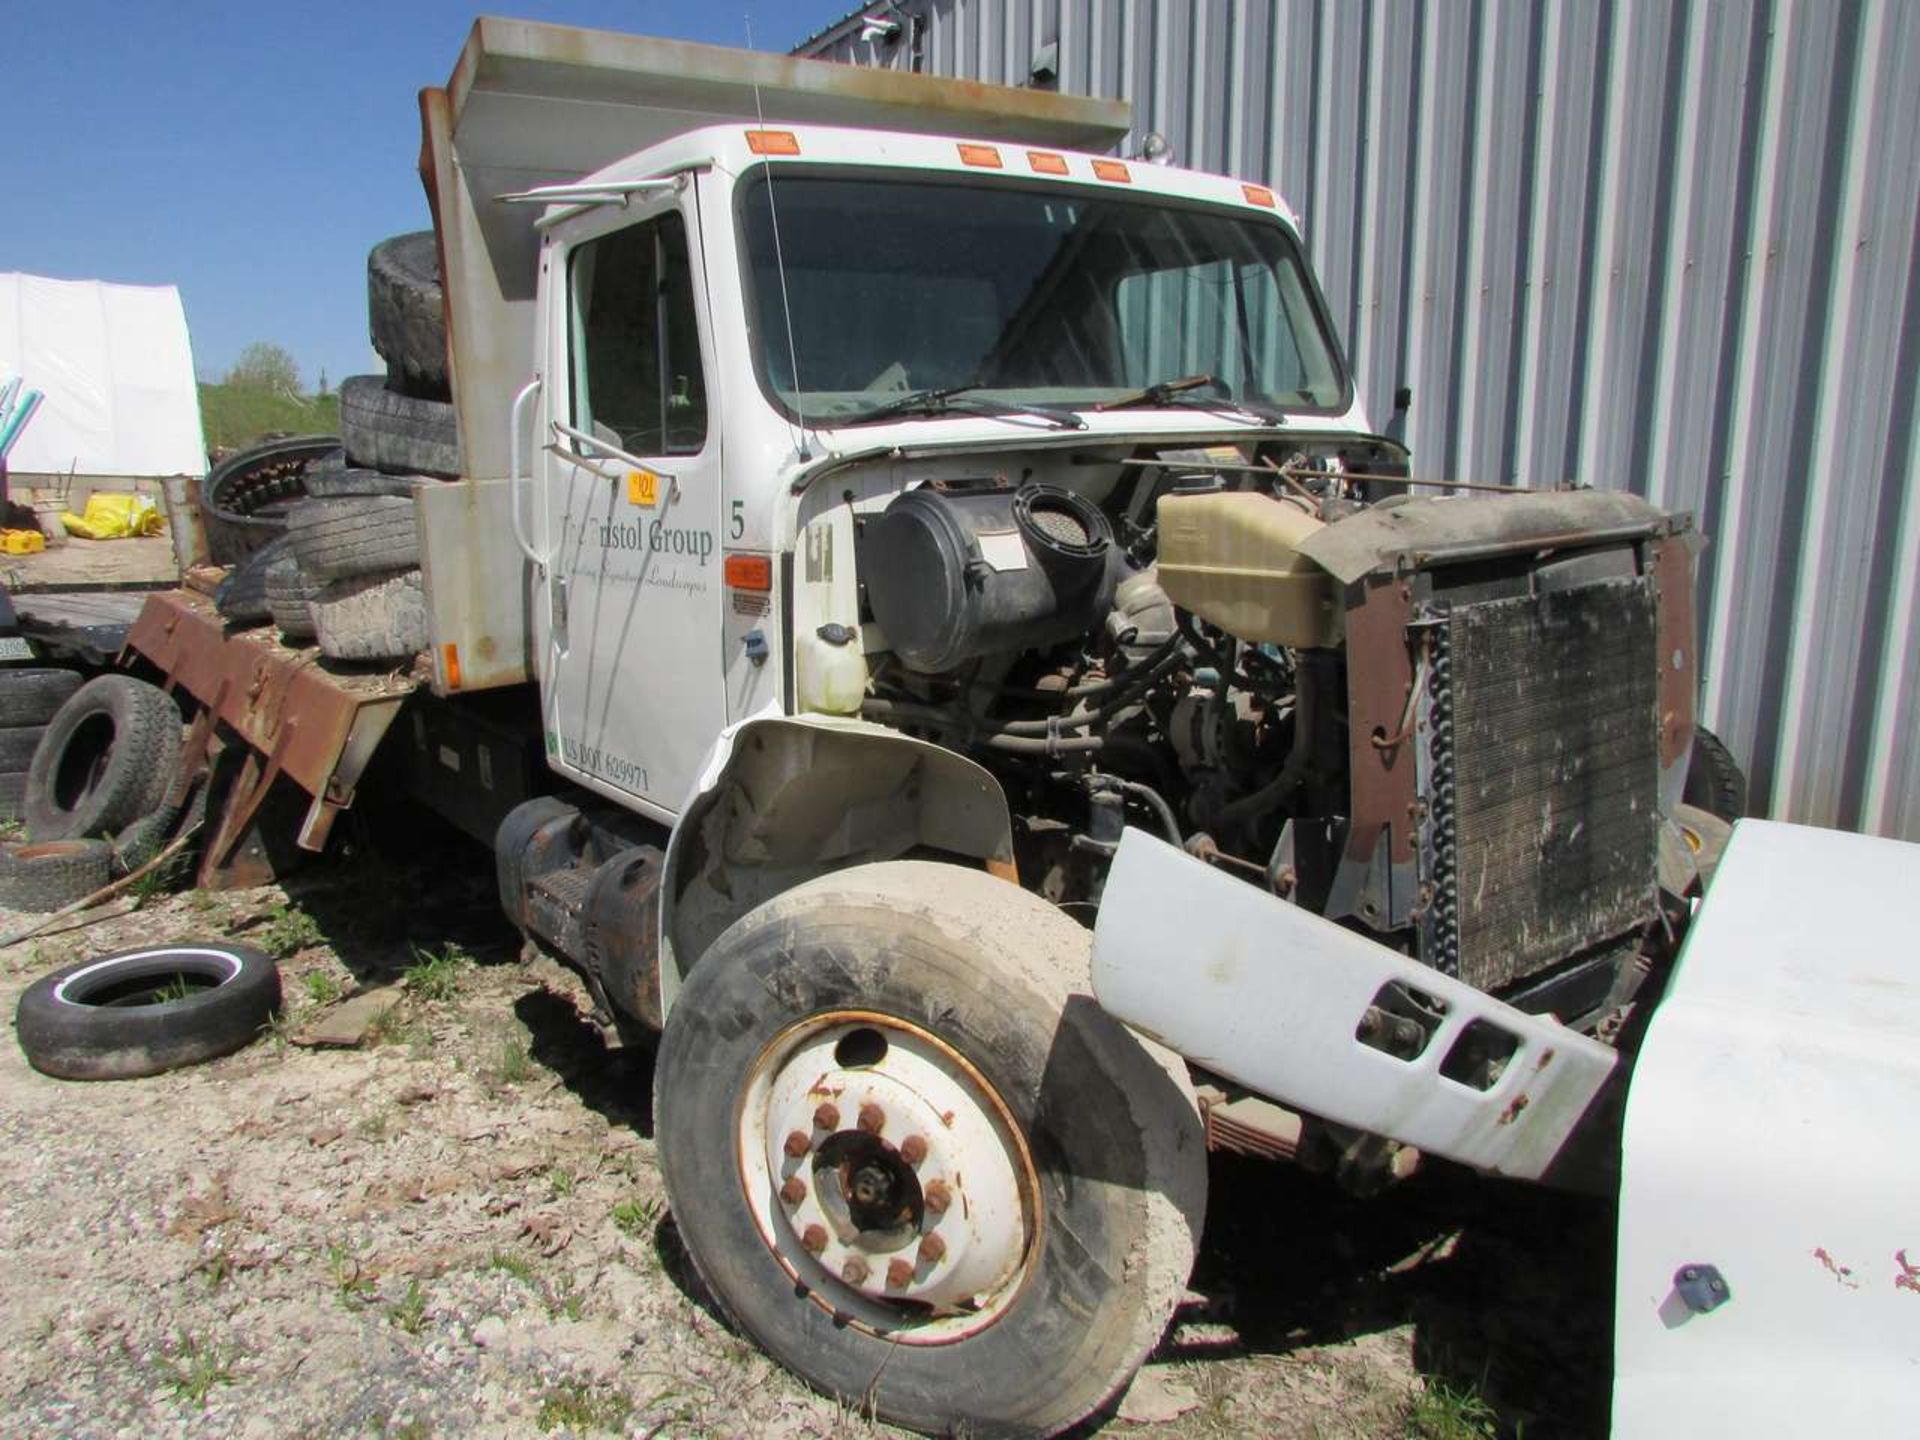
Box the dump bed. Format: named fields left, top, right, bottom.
left=419, top=16, right=1132, bottom=478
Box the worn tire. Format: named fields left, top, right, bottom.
left=25, top=675, right=181, bottom=842
left=263, top=549, right=322, bottom=641
left=0, top=839, right=112, bottom=912
left=339, top=375, right=460, bottom=478
left=285, top=495, right=420, bottom=582
left=655, top=862, right=1206, bottom=1439
left=310, top=569, right=428, bottom=661
left=0, top=668, right=82, bottom=727
left=214, top=534, right=294, bottom=624
left=0, top=772, right=26, bottom=821
left=302, top=464, right=419, bottom=500
left=367, top=232, right=449, bottom=399
left=0, top=725, right=45, bottom=772
left=14, top=941, right=281, bottom=1080
left=1683, top=726, right=1749, bottom=821
left=202, top=434, right=340, bottom=565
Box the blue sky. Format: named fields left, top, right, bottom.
left=5, top=1, right=850, bottom=390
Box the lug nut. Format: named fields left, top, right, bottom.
left=801, top=1224, right=829, bottom=1255
left=857, top=1103, right=886, bottom=1135
left=886, top=1257, right=915, bottom=1289
left=923, top=1179, right=952, bottom=1215
left=783, top=1130, right=811, bottom=1159
left=917, top=1233, right=947, bottom=1266
left=813, top=1102, right=840, bottom=1131
left=899, top=1134, right=928, bottom=1166
left=779, top=1177, right=807, bottom=1206
left=841, top=1256, right=870, bottom=1285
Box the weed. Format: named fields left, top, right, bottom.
left=357, top=1109, right=393, bottom=1143
left=488, top=1249, right=537, bottom=1286
left=156, top=1333, right=236, bottom=1408
left=545, top=1278, right=586, bottom=1322
left=327, top=1244, right=376, bottom=1308
left=255, top=902, right=322, bottom=960
left=303, top=970, right=344, bottom=1005
left=483, top=1034, right=532, bottom=1088
left=547, top=1168, right=575, bottom=1199
left=386, top=1280, right=428, bottom=1335
left=403, top=942, right=470, bottom=1002
left=185, top=887, right=220, bottom=917
left=611, top=1197, right=663, bottom=1240
left=150, top=974, right=196, bottom=1004
left=0, top=817, right=24, bottom=843
left=375, top=1418, right=431, bottom=1440
left=1406, top=1377, right=1499, bottom=1440
left=367, top=1003, right=429, bottom=1053
left=535, top=1379, right=632, bottom=1433
left=198, top=1250, right=232, bottom=1290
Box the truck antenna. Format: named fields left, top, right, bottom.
left=746, top=13, right=812, bottom=463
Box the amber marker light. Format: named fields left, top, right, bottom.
left=724, top=553, right=774, bottom=592
left=1243, top=183, right=1277, bottom=208
left=745, top=129, right=801, bottom=155
left=1027, top=150, right=1069, bottom=175
left=1091, top=159, right=1131, bottom=183
left=442, top=644, right=462, bottom=690
left=957, top=143, right=1003, bottom=168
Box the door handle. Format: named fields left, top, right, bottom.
left=508, top=377, right=546, bottom=566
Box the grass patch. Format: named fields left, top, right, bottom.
left=253, top=902, right=322, bottom=960
left=547, top=1168, right=576, bottom=1198
left=611, top=1197, right=663, bottom=1240
left=199, top=381, right=339, bottom=451
left=1406, top=1377, right=1499, bottom=1440
left=386, top=1279, right=428, bottom=1336
left=156, top=1333, right=237, bottom=1408
left=483, top=1034, right=532, bottom=1088
left=535, top=1379, right=632, bottom=1434
left=488, top=1249, right=537, bottom=1286
left=404, top=942, right=470, bottom=1002
left=302, top=970, right=343, bottom=1006
left=326, top=1243, right=376, bottom=1308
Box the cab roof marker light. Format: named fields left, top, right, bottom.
left=745, top=129, right=801, bottom=156
left=1243, top=184, right=1277, bottom=208
left=1027, top=150, right=1069, bottom=175
left=1091, top=159, right=1131, bottom=184
left=957, top=143, right=1003, bottom=169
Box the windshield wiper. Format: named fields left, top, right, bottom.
left=1095, top=372, right=1287, bottom=426
left=840, top=382, right=1086, bottom=431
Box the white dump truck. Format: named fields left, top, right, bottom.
left=25, top=18, right=1863, bottom=1437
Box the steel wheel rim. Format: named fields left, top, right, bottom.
left=735, top=1008, right=1042, bottom=1344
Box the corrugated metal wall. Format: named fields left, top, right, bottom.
left=799, top=0, right=1920, bottom=840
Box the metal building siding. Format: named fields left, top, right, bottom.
left=798, top=0, right=1920, bottom=840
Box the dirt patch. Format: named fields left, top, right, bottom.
left=0, top=843, right=1610, bottom=1438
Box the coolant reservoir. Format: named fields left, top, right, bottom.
left=1156, top=491, right=1342, bottom=648
left=796, top=622, right=869, bottom=715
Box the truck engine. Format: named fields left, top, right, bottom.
left=856, top=433, right=1697, bottom=1042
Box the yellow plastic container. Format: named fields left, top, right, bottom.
left=0, top=528, right=47, bottom=555
left=1156, top=491, right=1342, bottom=649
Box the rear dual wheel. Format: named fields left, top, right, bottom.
left=655, top=862, right=1206, bottom=1438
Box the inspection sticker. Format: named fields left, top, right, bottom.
left=627, top=469, right=660, bottom=508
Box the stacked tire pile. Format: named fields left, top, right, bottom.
left=209, top=232, right=456, bottom=662
left=0, top=670, right=185, bottom=912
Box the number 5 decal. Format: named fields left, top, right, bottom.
left=730, top=499, right=745, bottom=540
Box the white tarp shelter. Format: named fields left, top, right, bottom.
left=0, top=273, right=205, bottom=480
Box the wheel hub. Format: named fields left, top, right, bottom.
left=739, top=1012, right=1037, bottom=1339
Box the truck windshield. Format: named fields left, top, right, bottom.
left=739, top=170, right=1349, bottom=425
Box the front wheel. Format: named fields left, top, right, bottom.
left=654, top=862, right=1206, bottom=1438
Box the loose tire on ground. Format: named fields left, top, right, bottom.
left=0, top=839, right=113, bottom=912
left=0, top=668, right=82, bottom=727
left=654, top=862, right=1207, bottom=1439
left=1683, top=727, right=1749, bottom=821
left=25, top=675, right=181, bottom=842
left=339, top=375, right=460, bottom=478
left=367, top=232, right=449, bottom=398
left=310, top=568, right=428, bottom=661
left=285, top=495, right=420, bottom=581
left=14, top=941, right=281, bottom=1080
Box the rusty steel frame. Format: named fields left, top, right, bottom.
left=124, top=591, right=417, bottom=876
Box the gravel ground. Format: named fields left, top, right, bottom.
left=0, top=834, right=1612, bottom=1439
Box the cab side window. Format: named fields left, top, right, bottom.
left=568, top=212, right=708, bottom=456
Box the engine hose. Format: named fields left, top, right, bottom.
left=1213, top=748, right=1312, bottom=827
left=863, top=642, right=1184, bottom=741
left=980, top=632, right=1185, bottom=702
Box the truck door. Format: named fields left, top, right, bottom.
left=536, top=197, right=723, bottom=818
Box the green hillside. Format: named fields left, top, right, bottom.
left=198, top=383, right=340, bottom=452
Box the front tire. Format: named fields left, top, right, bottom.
left=654, top=862, right=1205, bottom=1439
